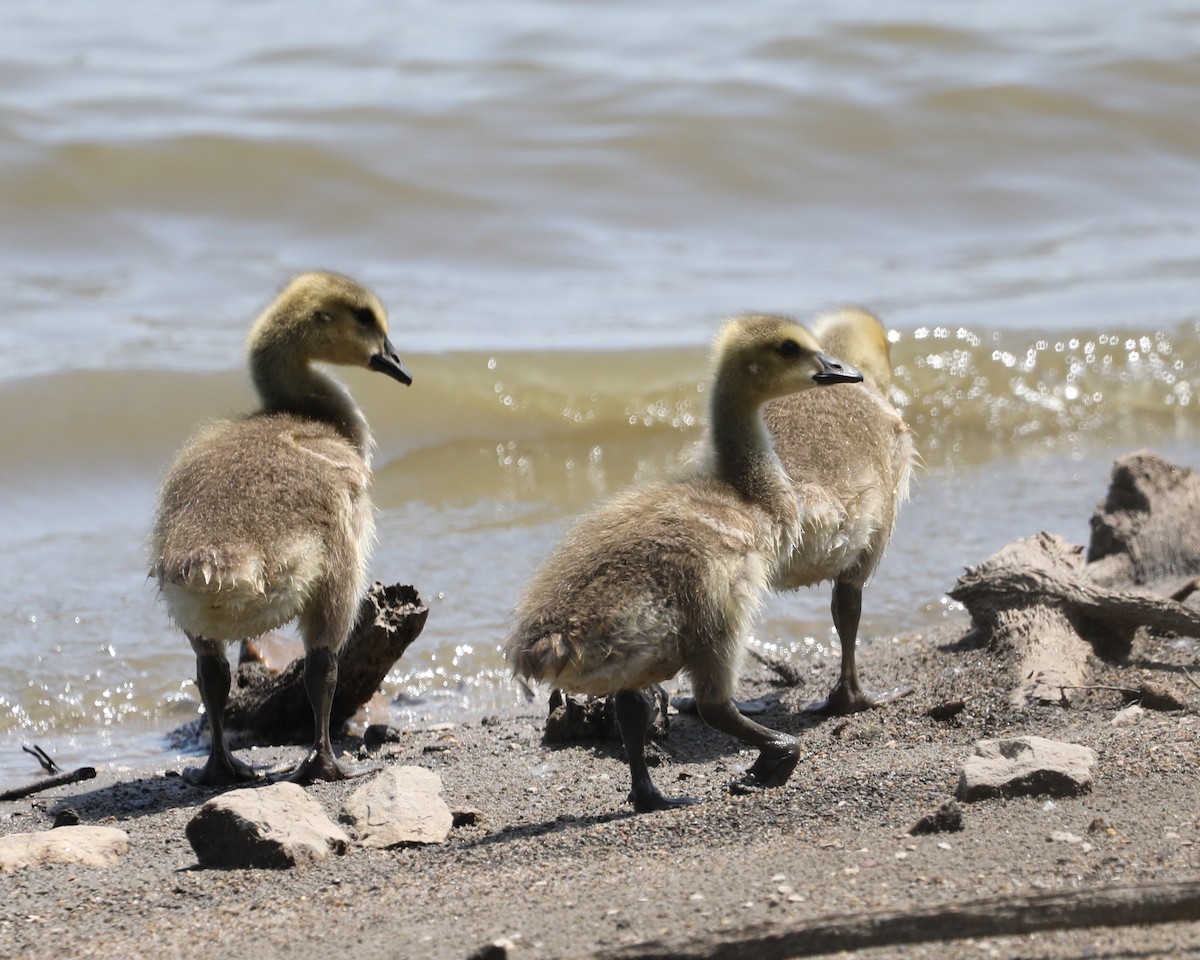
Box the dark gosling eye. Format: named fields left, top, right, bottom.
left=353, top=306, right=377, bottom=328
left=778, top=339, right=801, bottom=359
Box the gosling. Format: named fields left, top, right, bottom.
left=763, top=306, right=914, bottom=713
left=152, top=272, right=411, bottom=785
left=505, top=314, right=862, bottom=812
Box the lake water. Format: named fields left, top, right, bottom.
left=1, top=0, right=1197, bottom=785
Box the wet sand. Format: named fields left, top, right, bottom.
left=3, top=618, right=1199, bottom=960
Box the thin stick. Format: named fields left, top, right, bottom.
left=571, top=877, right=1200, bottom=960
left=0, top=766, right=97, bottom=802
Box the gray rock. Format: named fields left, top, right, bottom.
left=186, top=781, right=350, bottom=869
left=957, top=735, right=1096, bottom=801
left=340, top=765, right=453, bottom=848
left=0, top=825, right=130, bottom=872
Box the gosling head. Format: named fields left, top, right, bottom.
left=812, top=306, right=893, bottom=392
left=713, top=313, right=863, bottom=404
left=250, top=271, right=413, bottom=386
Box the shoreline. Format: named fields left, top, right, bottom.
left=3, top=618, right=1200, bottom=960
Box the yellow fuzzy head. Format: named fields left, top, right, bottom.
left=811, top=306, right=893, bottom=392
left=248, top=271, right=411, bottom=384
left=712, top=313, right=862, bottom=404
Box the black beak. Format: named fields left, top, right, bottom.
left=812, top=352, right=863, bottom=386
left=368, top=336, right=412, bottom=385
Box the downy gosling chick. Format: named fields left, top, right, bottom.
left=763, top=306, right=914, bottom=713
left=152, top=271, right=411, bottom=785
left=505, top=314, right=862, bottom=812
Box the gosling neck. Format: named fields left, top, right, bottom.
left=249, top=340, right=373, bottom=459
left=708, top=376, right=793, bottom=521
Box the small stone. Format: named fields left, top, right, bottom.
left=0, top=826, right=130, bottom=872
left=452, top=806, right=484, bottom=828
left=1111, top=704, right=1144, bottom=726
left=909, top=800, right=965, bottom=835
left=957, top=736, right=1096, bottom=801
left=927, top=699, right=966, bottom=722
left=51, top=806, right=81, bottom=827
left=467, top=938, right=515, bottom=960
left=186, top=781, right=349, bottom=869
left=340, top=766, right=453, bottom=848
left=363, top=724, right=404, bottom=747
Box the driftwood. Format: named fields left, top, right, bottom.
left=174, top=582, right=428, bottom=747
left=1086, top=450, right=1200, bottom=591
left=570, top=877, right=1200, bottom=960
left=0, top=766, right=97, bottom=802
left=949, top=451, right=1200, bottom=706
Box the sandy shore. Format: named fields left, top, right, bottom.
left=3, top=617, right=1200, bottom=960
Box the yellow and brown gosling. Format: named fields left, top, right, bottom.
left=763, top=306, right=914, bottom=713
left=152, top=271, right=411, bottom=785
left=505, top=314, right=862, bottom=812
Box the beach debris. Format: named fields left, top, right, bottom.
left=363, top=723, right=406, bottom=747
left=542, top=687, right=669, bottom=745
left=467, top=939, right=516, bottom=960
left=339, top=766, right=452, bottom=848
left=564, top=877, right=1200, bottom=960
left=452, top=806, right=484, bottom=828
left=908, top=799, right=964, bottom=835
left=949, top=452, right=1200, bottom=707
left=1111, top=703, right=1145, bottom=725
left=0, top=764, right=97, bottom=802
left=52, top=805, right=81, bottom=827
left=168, top=582, right=427, bottom=751
left=957, top=735, right=1095, bottom=802
left=0, top=825, right=130, bottom=873
left=746, top=647, right=808, bottom=687
left=22, top=744, right=60, bottom=774
left=1056, top=681, right=1188, bottom=711
left=185, top=781, right=349, bottom=869
left=925, top=699, right=966, bottom=722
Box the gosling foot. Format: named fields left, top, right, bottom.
left=672, top=695, right=775, bottom=717
left=184, top=751, right=262, bottom=787
left=804, top=681, right=914, bottom=715
left=737, top=737, right=801, bottom=792
left=285, top=748, right=380, bottom=785
left=629, top=784, right=700, bottom=814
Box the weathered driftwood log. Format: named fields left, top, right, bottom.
left=949, top=452, right=1200, bottom=706
left=1087, top=450, right=1200, bottom=592
left=570, top=877, right=1200, bottom=960
left=173, top=582, right=427, bottom=748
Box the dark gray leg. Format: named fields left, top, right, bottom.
left=288, top=647, right=376, bottom=784
left=696, top=698, right=800, bottom=789
left=805, top=579, right=913, bottom=714
left=188, top=652, right=259, bottom=786
left=614, top=690, right=698, bottom=813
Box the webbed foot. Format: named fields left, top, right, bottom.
left=803, top=681, right=914, bottom=715
left=183, top=751, right=262, bottom=787
left=629, top=785, right=701, bottom=814
left=672, top=695, right=775, bottom=717
left=743, top=736, right=801, bottom=789
left=285, top=748, right=380, bottom=785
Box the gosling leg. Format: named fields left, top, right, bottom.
left=287, top=647, right=377, bottom=784
left=804, top=579, right=913, bottom=714
left=696, top=698, right=800, bottom=790
left=188, top=652, right=260, bottom=786
left=614, top=690, right=698, bottom=813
